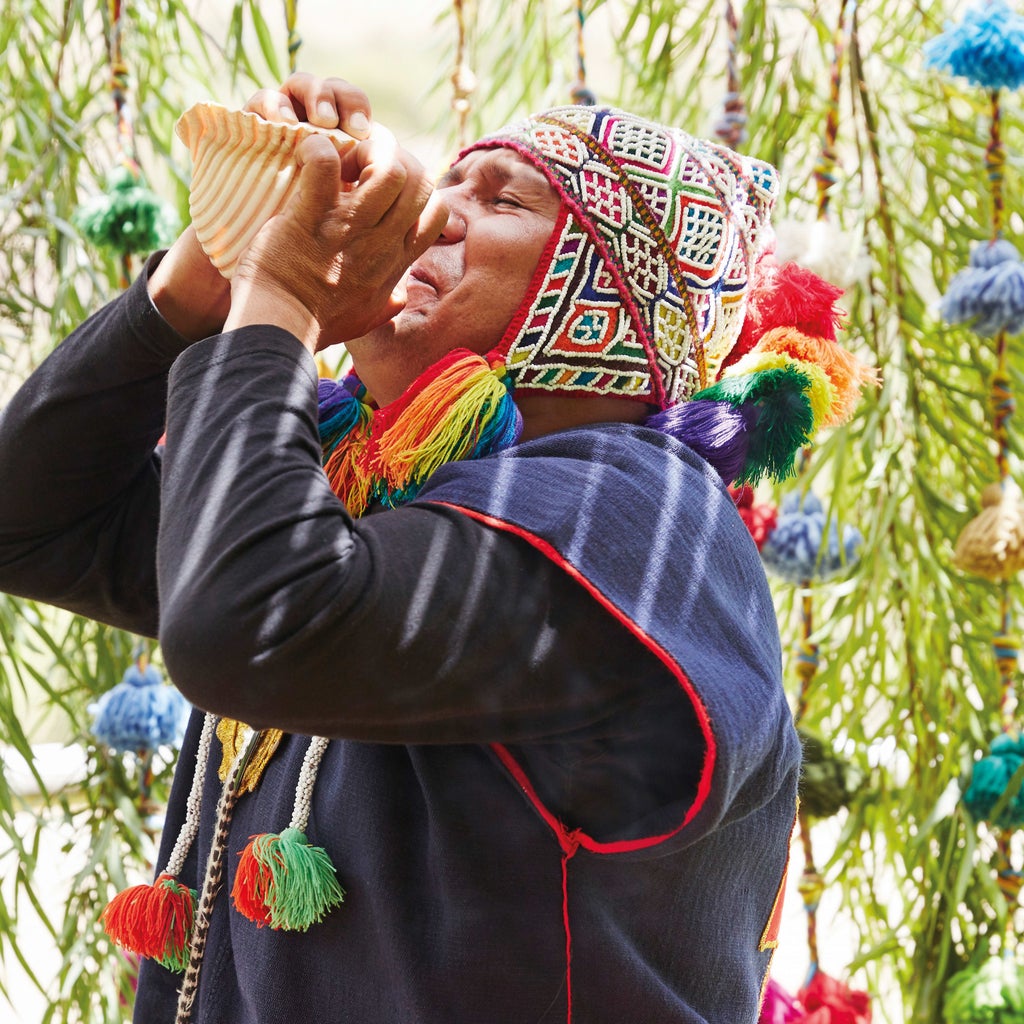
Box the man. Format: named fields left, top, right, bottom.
left=0, top=74, right=803, bottom=1022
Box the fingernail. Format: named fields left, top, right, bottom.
left=348, top=111, right=370, bottom=135
left=317, top=101, right=338, bottom=124
left=278, top=103, right=298, bottom=123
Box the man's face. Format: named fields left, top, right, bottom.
left=345, top=147, right=561, bottom=405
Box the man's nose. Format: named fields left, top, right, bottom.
left=437, top=194, right=467, bottom=244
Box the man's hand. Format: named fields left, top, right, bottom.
left=225, top=129, right=449, bottom=352
left=224, top=76, right=449, bottom=354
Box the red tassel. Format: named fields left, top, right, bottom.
left=725, top=260, right=846, bottom=373
left=231, top=834, right=275, bottom=927
left=101, top=873, right=196, bottom=972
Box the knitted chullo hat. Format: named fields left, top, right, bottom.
left=465, top=104, right=779, bottom=407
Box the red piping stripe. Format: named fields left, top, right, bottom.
left=434, top=501, right=717, bottom=854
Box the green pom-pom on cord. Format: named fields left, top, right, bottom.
left=73, top=164, right=179, bottom=254
left=944, top=956, right=1024, bottom=1024
left=232, top=827, right=345, bottom=931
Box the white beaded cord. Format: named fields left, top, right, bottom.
left=164, top=712, right=217, bottom=876
left=288, top=736, right=330, bottom=833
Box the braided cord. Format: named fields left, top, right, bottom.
left=164, top=713, right=217, bottom=877
left=288, top=736, right=330, bottom=833
left=174, top=730, right=263, bottom=1024
left=284, top=0, right=301, bottom=74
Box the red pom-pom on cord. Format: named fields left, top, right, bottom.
left=730, top=484, right=779, bottom=550
left=101, top=873, right=196, bottom=972
left=723, top=260, right=846, bottom=374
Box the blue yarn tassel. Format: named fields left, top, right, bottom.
left=923, top=0, right=1024, bottom=90
left=760, top=491, right=863, bottom=584
left=963, top=733, right=1024, bottom=829
left=90, top=663, right=190, bottom=753
left=939, top=240, right=1024, bottom=337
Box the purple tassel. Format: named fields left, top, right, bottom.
left=646, top=399, right=758, bottom=482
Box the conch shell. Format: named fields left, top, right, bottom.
left=953, top=480, right=1024, bottom=580
left=175, top=102, right=357, bottom=278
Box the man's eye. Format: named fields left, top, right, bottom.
left=494, top=195, right=523, bottom=208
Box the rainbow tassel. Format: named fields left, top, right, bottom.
left=370, top=349, right=521, bottom=505
left=231, top=827, right=345, bottom=931
left=101, top=873, right=197, bottom=973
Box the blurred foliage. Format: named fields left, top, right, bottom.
left=2, top=0, right=1024, bottom=1021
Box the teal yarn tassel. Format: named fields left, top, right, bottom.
left=74, top=164, right=179, bottom=255
left=963, top=733, right=1024, bottom=829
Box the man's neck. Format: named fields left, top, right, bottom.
left=516, top=394, right=652, bottom=442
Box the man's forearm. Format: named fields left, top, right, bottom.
left=0, top=259, right=190, bottom=632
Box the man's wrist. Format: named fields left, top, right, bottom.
left=224, top=278, right=319, bottom=353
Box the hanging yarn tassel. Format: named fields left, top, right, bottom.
left=773, top=219, right=871, bottom=292
left=939, top=240, right=1024, bottom=338
left=760, top=491, right=863, bottom=584
left=102, top=873, right=197, bottom=973
left=954, top=481, right=1024, bottom=579
left=798, top=970, right=872, bottom=1023
left=231, top=737, right=345, bottom=931
left=74, top=162, right=179, bottom=256
left=713, top=0, right=747, bottom=148
left=943, top=955, right=1024, bottom=1024
left=798, top=729, right=863, bottom=820
left=923, top=0, right=1024, bottom=91
left=102, top=713, right=216, bottom=973
left=90, top=657, right=190, bottom=754
left=730, top=484, right=778, bottom=550
left=963, top=732, right=1024, bottom=829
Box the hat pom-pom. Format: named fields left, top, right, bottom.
left=232, top=827, right=345, bottom=931
left=923, top=0, right=1024, bottom=91
left=963, top=733, right=1024, bottom=829
left=939, top=241, right=1024, bottom=337
left=760, top=491, right=863, bottom=583
left=101, top=873, right=197, bottom=973
left=726, top=260, right=846, bottom=371
left=90, top=662, right=190, bottom=754
left=942, top=955, right=1024, bottom=1023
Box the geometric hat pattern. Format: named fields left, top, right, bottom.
left=465, top=105, right=780, bottom=409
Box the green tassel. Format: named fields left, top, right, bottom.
left=73, top=164, right=179, bottom=255
left=944, top=956, right=1024, bottom=1024
left=233, top=827, right=345, bottom=931
left=694, top=365, right=816, bottom=483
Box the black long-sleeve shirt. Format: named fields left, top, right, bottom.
left=0, top=263, right=797, bottom=1024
